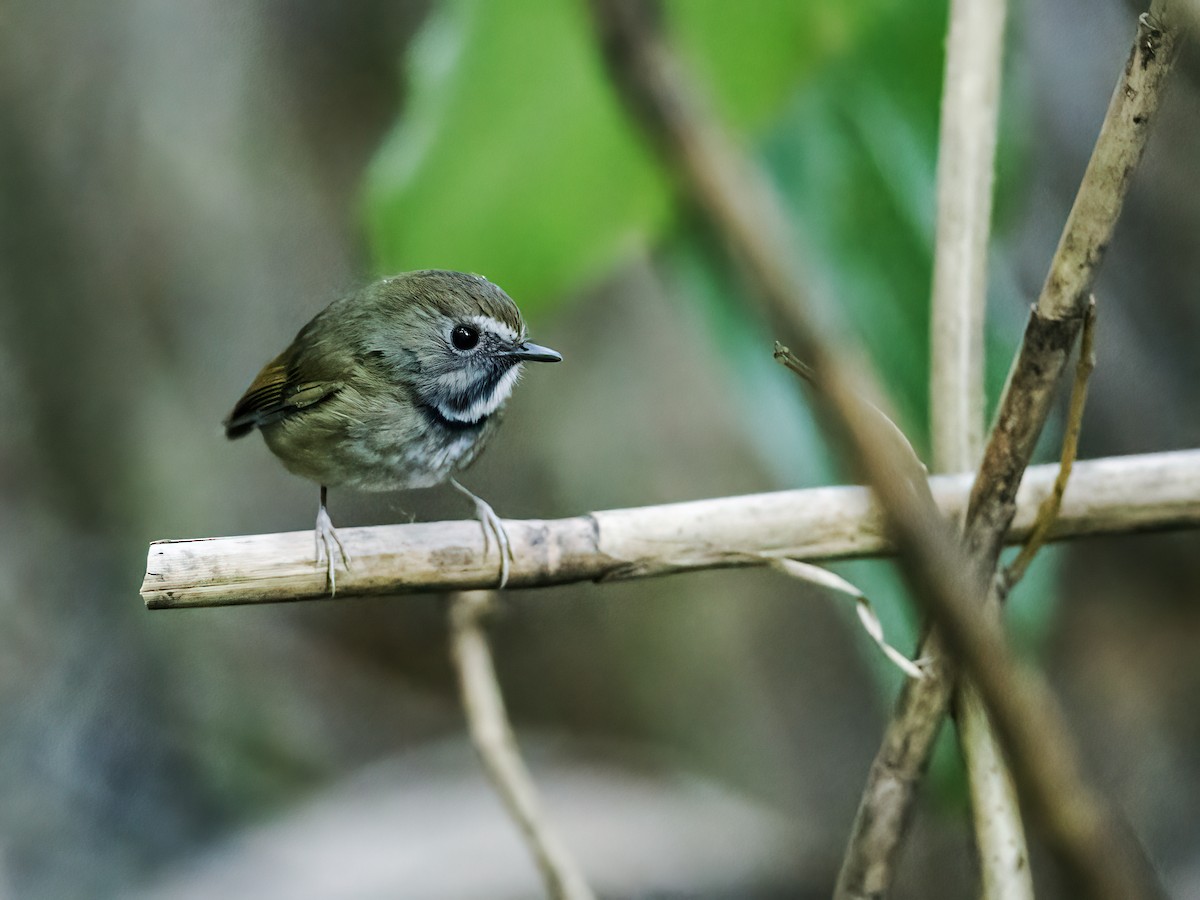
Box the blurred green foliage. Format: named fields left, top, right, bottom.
left=363, top=0, right=1054, bottom=802
left=363, top=0, right=890, bottom=313
left=364, top=0, right=667, bottom=311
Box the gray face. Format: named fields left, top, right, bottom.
left=362, top=309, right=528, bottom=429
left=406, top=312, right=527, bottom=426
left=343, top=272, right=534, bottom=430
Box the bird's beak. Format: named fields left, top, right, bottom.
left=510, top=341, right=562, bottom=363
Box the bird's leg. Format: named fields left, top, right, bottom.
left=450, top=478, right=514, bottom=589
left=315, top=485, right=352, bottom=595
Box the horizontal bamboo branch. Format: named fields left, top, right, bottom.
left=143, top=449, right=1200, bottom=609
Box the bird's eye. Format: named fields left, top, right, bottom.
left=451, top=324, right=480, bottom=351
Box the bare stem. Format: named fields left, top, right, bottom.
left=450, top=591, right=596, bottom=900
left=964, top=1, right=1178, bottom=569
left=929, top=0, right=1005, bottom=474
left=922, top=0, right=1031, bottom=896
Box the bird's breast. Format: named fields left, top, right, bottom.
left=261, top=385, right=494, bottom=492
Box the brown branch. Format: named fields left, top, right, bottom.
left=140, top=450, right=1200, bottom=608
left=964, top=2, right=1177, bottom=569
left=585, top=1, right=1180, bottom=898
left=840, top=6, right=1180, bottom=894
left=450, top=591, right=596, bottom=900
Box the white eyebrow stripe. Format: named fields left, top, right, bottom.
left=467, top=314, right=520, bottom=343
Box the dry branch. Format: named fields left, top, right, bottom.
left=450, top=592, right=596, bottom=900
left=840, top=6, right=1181, bottom=895
left=142, top=449, right=1200, bottom=608
left=962, top=5, right=1177, bottom=569
left=586, top=2, right=1180, bottom=897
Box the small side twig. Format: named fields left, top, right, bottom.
left=1001, top=298, right=1098, bottom=594
left=449, top=592, right=596, bottom=900
left=773, top=343, right=929, bottom=492
left=769, top=557, right=927, bottom=680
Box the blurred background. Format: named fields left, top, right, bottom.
left=2, top=0, right=1199, bottom=897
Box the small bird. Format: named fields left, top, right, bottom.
left=224, top=270, right=561, bottom=592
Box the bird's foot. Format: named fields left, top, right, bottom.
left=315, top=505, right=352, bottom=595
left=451, top=479, right=514, bottom=589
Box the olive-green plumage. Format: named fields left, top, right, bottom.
left=225, top=270, right=558, bottom=492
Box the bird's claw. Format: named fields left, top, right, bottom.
left=452, top=479, right=514, bottom=589
left=315, top=505, right=352, bottom=595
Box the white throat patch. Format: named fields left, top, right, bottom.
left=436, top=364, right=522, bottom=424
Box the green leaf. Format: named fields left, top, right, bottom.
left=363, top=0, right=670, bottom=317
left=362, top=0, right=884, bottom=316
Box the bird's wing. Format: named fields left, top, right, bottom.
left=224, top=323, right=347, bottom=439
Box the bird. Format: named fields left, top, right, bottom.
left=224, top=269, right=562, bottom=593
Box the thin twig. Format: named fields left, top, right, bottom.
left=141, top=449, right=1200, bottom=608
left=772, top=342, right=818, bottom=387
left=921, top=0, right=1031, bottom=897
left=449, top=591, right=596, bottom=900
left=774, top=344, right=927, bottom=482
left=929, top=0, right=1005, bottom=475
left=769, top=557, right=927, bottom=680
left=585, top=2, right=1179, bottom=897
left=1001, top=298, right=1098, bottom=594
left=956, top=682, right=1030, bottom=900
